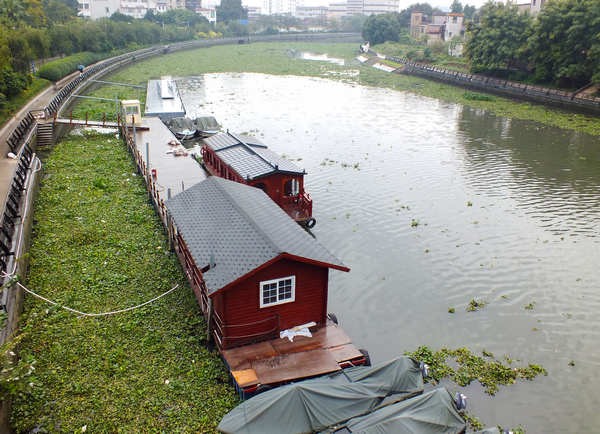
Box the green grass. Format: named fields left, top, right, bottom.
left=0, top=77, right=51, bottom=127
left=72, top=42, right=600, bottom=136
left=11, top=131, right=238, bottom=432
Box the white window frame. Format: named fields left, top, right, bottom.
left=260, top=276, right=296, bottom=308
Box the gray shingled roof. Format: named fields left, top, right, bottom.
left=165, top=177, right=347, bottom=295
left=203, top=132, right=305, bottom=180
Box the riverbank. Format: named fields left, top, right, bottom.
left=72, top=42, right=600, bottom=136
left=10, top=131, right=237, bottom=432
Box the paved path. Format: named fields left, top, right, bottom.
left=0, top=71, right=81, bottom=215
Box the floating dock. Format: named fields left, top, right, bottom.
left=144, top=77, right=185, bottom=119
left=134, top=117, right=206, bottom=196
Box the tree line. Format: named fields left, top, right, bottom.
left=467, top=0, right=600, bottom=88
left=0, top=0, right=215, bottom=107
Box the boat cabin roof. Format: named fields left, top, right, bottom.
left=203, top=132, right=305, bottom=181
left=165, top=177, right=348, bottom=295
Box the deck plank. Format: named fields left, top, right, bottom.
left=271, top=323, right=352, bottom=355
left=134, top=117, right=207, bottom=194
left=251, top=349, right=341, bottom=385
left=222, top=341, right=279, bottom=371
left=328, top=344, right=363, bottom=363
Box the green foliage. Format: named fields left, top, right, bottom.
left=0, top=66, right=32, bottom=97
left=362, top=12, right=403, bottom=45
left=463, top=91, right=495, bottom=101
left=527, top=0, right=600, bottom=87
left=463, top=4, right=476, bottom=20
left=37, top=51, right=105, bottom=81
left=466, top=3, right=532, bottom=75
left=11, top=132, right=238, bottom=432
left=110, top=11, right=134, bottom=22
left=450, top=0, right=462, bottom=14
left=406, top=346, right=547, bottom=395
left=466, top=298, right=486, bottom=311
left=217, top=0, right=247, bottom=23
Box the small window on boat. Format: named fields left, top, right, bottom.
left=284, top=179, right=299, bottom=196
left=260, top=276, right=295, bottom=308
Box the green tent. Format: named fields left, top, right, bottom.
left=217, top=357, right=424, bottom=434
left=338, top=388, right=466, bottom=434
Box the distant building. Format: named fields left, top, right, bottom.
left=196, top=7, right=217, bottom=22
left=246, top=5, right=263, bottom=21
left=346, top=0, right=399, bottom=16
left=185, top=0, right=201, bottom=14
left=295, top=5, right=328, bottom=21
left=77, top=0, right=186, bottom=19
left=509, top=0, right=547, bottom=15
left=444, top=13, right=464, bottom=40
left=410, top=11, right=465, bottom=43
left=326, top=2, right=348, bottom=22
left=263, top=0, right=296, bottom=15
left=78, top=0, right=121, bottom=19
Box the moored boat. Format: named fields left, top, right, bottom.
left=201, top=131, right=316, bottom=227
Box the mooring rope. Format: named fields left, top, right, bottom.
left=14, top=281, right=179, bottom=317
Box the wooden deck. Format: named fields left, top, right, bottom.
left=222, top=320, right=364, bottom=390
left=134, top=117, right=207, bottom=195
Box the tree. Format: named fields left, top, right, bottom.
left=463, top=4, right=476, bottom=20
left=362, top=13, right=402, bottom=45
left=110, top=11, right=134, bottom=22
left=450, top=0, right=462, bottom=14
left=23, top=0, right=46, bottom=27
left=44, top=0, right=75, bottom=24
left=526, top=0, right=600, bottom=87
left=216, top=0, right=247, bottom=23
left=465, top=2, right=532, bottom=74
left=0, top=0, right=26, bottom=27
left=397, top=3, right=433, bottom=28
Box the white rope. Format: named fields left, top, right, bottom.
left=16, top=281, right=179, bottom=317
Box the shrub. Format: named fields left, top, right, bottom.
left=37, top=52, right=107, bottom=81
left=0, top=67, right=32, bottom=98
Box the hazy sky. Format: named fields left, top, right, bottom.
left=242, top=0, right=493, bottom=10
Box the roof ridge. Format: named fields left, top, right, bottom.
left=210, top=177, right=283, bottom=255
left=228, top=131, right=278, bottom=172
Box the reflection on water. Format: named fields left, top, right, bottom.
left=178, top=73, right=600, bottom=433
left=289, top=49, right=345, bottom=65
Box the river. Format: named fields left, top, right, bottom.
left=179, top=72, right=600, bottom=433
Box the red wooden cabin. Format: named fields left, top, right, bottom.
left=165, top=176, right=348, bottom=349
left=201, top=132, right=316, bottom=227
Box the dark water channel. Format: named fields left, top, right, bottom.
left=178, top=73, right=600, bottom=433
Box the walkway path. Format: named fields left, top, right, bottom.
left=0, top=70, right=81, bottom=212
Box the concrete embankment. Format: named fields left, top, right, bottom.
left=367, top=51, right=600, bottom=115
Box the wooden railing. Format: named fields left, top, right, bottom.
left=212, top=310, right=280, bottom=350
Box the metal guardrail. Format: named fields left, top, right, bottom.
left=385, top=55, right=600, bottom=114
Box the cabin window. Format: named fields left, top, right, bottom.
left=284, top=179, right=300, bottom=197
left=260, top=276, right=295, bottom=308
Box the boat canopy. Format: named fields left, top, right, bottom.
left=333, top=388, right=466, bottom=434
left=217, top=357, right=424, bottom=434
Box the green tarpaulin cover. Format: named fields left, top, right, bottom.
left=217, top=357, right=424, bottom=434
left=340, top=388, right=466, bottom=434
